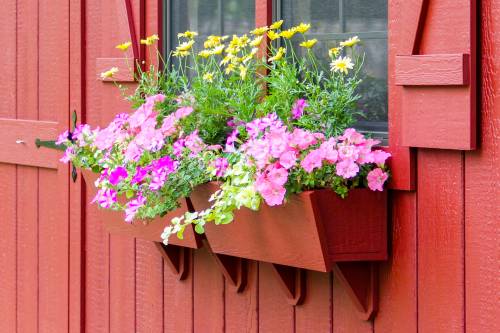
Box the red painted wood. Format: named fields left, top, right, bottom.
left=396, top=54, right=469, bottom=86
left=15, top=1, right=40, bottom=332
left=0, top=0, right=17, bottom=329
left=375, top=192, right=417, bottom=333
left=193, top=247, right=225, bottom=333
left=258, top=263, right=294, bottom=333
left=0, top=119, right=59, bottom=169
left=224, top=261, right=259, bottom=333
left=418, top=150, right=464, bottom=332
left=295, top=271, right=332, bottom=333
left=270, top=264, right=305, bottom=305
left=38, top=0, right=71, bottom=331
left=465, top=1, right=500, bottom=331
left=387, top=0, right=417, bottom=191
left=69, top=0, right=84, bottom=331
left=332, top=273, right=373, bottom=333
left=136, top=240, right=164, bottom=333
left=191, top=183, right=387, bottom=271
left=96, top=58, right=135, bottom=82
left=164, top=250, right=194, bottom=333
left=400, top=0, right=477, bottom=150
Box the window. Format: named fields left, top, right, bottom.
left=276, top=0, right=388, bottom=139
left=162, top=0, right=255, bottom=57
left=162, top=0, right=387, bottom=139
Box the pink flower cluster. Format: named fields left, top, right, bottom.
left=239, top=115, right=391, bottom=206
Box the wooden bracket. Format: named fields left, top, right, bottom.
left=333, top=262, right=378, bottom=321
left=270, top=263, right=306, bottom=306
left=154, top=242, right=190, bottom=280
left=204, top=240, right=247, bottom=292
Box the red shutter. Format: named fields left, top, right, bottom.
left=96, top=0, right=146, bottom=82
left=393, top=0, right=477, bottom=150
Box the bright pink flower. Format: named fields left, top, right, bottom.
left=279, top=150, right=297, bottom=169
left=131, top=166, right=149, bottom=184
left=372, top=150, right=391, bottom=166
left=214, top=157, right=229, bottom=177
left=56, top=130, right=70, bottom=145
left=245, top=138, right=270, bottom=169
left=258, top=181, right=286, bottom=206
left=184, top=131, right=206, bottom=155
left=246, top=119, right=263, bottom=138
left=301, top=149, right=324, bottom=173
left=108, top=166, right=128, bottom=186
left=367, top=168, right=388, bottom=191
left=125, top=194, right=146, bottom=223
left=291, top=99, right=308, bottom=119
left=266, top=165, right=288, bottom=186
left=268, top=127, right=289, bottom=158
left=72, top=124, right=92, bottom=146
left=319, top=138, right=338, bottom=163
left=174, top=106, right=194, bottom=119
left=290, top=128, right=318, bottom=150
left=128, top=103, right=155, bottom=129
left=337, top=144, right=359, bottom=161
left=340, top=128, right=365, bottom=144
left=335, top=160, right=359, bottom=179
left=173, top=139, right=185, bottom=157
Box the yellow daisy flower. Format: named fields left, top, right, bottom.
left=330, top=56, right=354, bottom=74
left=239, top=65, right=248, bottom=79
left=203, top=72, right=214, bottom=83
left=299, top=39, right=317, bottom=49
left=225, top=63, right=236, bottom=74
left=220, top=54, right=236, bottom=65
left=328, top=47, right=341, bottom=58
left=212, top=45, right=225, bottom=55
left=250, top=26, right=268, bottom=36
left=140, top=34, right=159, bottom=45
left=198, top=50, right=212, bottom=58
left=269, top=47, right=286, bottom=62
left=176, top=40, right=195, bottom=52
left=250, top=36, right=264, bottom=47
left=267, top=30, right=280, bottom=41
left=280, top=28, right=297, bottom=39
left=178, top=31, right=198, bottom=39
left=172, top=50, right=190, bottom=57
left=100, top=67, right=119, bottom=79
left=270, top=20, right=284, bottom=30
left=295, top=23, right=311, bottom=34
left=116, top=41, right=132, bottom=51
left=340, top=36, right=360, bottom=47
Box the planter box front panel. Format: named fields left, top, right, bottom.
left=191, top=183, right=388, bottom=272
left=82, top=169, right=200, bottom=248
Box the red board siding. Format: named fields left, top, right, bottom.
left=0, top=0, right=499, bottom=333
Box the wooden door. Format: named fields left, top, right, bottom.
left=0, top=0, right=81, bottom=332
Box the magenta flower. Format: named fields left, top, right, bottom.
left=291, top=99, right=308, bottom=119
left=56, top=130, right=71, bottom=145
left=131, top=166, right=149, bottom=184
left=367, top=168, right=389, bottom=191
left=125, top=194, right=146, bottom=223
left=335, top=160, right=360, bottom=179
left=173, top=139, right=186, bottom=157
left=92, top=188, right=117, bottom=209
left=108, top=167, right=128, bottom=186
left=214, top=157, right=229, bottom=177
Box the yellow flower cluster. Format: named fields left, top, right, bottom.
left=116, top=41, right=132, bottom=51
left=140, top=34, right=159, bottom=46
left=328, top=36, right=361, bottom=74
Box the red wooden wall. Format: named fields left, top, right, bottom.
left=0, top=0, right=499, bottom=332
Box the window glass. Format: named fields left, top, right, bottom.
left=280, top=0, right=388, bottom=138
left=169, top=0, right=255, bottom=47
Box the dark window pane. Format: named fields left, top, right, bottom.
left=344, top=0, right=387, bottom=32
left=222, top=0, right=255, bottom=35
left=281, top=0, right=340, bottom=33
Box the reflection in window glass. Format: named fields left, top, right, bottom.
left=280, top=0, right=388, bottom=138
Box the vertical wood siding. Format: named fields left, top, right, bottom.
left=0, top=0, right=499, bottom=332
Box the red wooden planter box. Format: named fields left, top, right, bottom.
left=81, top=169, right=200, bottom=248
left=190, top=183, right=387, bottom=272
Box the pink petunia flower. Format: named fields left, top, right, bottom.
left=125, top=194, right=146, bottom=223
left=257, top=180, right=286, bottom=206
left=335, top=160, right=360, bottom=179
left=174, top=106, right=194, bottom=119
left=301, top=149, right=324, bottom=173
left=279, top=150, right=297, bottom=169
left=214, top=157, right=229, bottom=177
left=367, top=168, right=389, bottom=191
left=372, top=150, right=391, bottom=166
left=290, top=128, right=318, bottom=150
left=92, top=188, right=117, bottom=209
left=319, top=138, right=338, bottom=163
left=266, top=164, right=288, bottom=186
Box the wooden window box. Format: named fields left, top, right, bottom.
left=81, top=169, right=201, bottom=249
left=190, top=182, right=388, bottom=272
